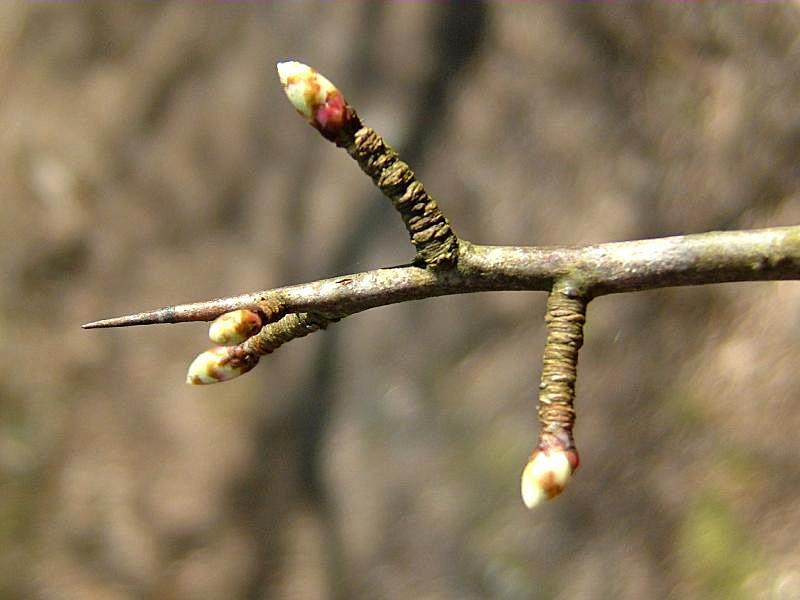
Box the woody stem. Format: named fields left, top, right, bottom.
left=536, top=287, right=587, bottom=460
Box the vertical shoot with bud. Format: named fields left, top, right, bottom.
left=276, top=60, right=459, bottom=268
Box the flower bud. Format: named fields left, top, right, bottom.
left=277, top=61, right=351, bottom=137
left=520, top=446, right=578, bottom=509
left=209, top=309, right=263, bottom=346
left=186, top=347, right=257, bottom=385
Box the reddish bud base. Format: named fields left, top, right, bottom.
left=314, top=92, right=346, bottom=130
left=537, top=429, right=580, bottom=473
left=312, top=92, right=358, bottom=142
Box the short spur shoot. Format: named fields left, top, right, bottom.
left=521, top=289, right=585, bottom=508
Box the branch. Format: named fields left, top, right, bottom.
left=83, top=227, right=800, bottom=330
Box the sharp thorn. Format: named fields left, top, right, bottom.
left=81, top=294, right=269, bottom=330
left=81, top=308, right=177, bottom=329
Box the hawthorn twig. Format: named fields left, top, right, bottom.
left=82, top=60, right=800, bottom=509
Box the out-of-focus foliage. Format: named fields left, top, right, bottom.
left=1, top=3, right=800, bottom=599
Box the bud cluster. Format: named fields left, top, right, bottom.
left=185, top=309, right=264, bottom=384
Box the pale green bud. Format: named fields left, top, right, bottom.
left=186, top=347, right=256, bottom=385
left=208, top=309, right=263, bottom=346
left=277, top=60, right=339, bottom=120
left=521, top=448, right=574, bottom=509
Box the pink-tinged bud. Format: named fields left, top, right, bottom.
left=520, top=446, right=578, bottom=509
left=186, top=347, right=257, bottom=385
left=209, top=309, right=263, bottom=346
left=277, top=61, right=352, bottom=138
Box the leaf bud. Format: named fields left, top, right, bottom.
left=186, top=347, right=257, bottom=385
left=277, top=60, right=352, bottom=138
left=520, top=445, right=578, bottom=509
left=208, top=309, right=263, bottom=346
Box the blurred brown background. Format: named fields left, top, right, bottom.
left=2, top=3, right=800, bottom=599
